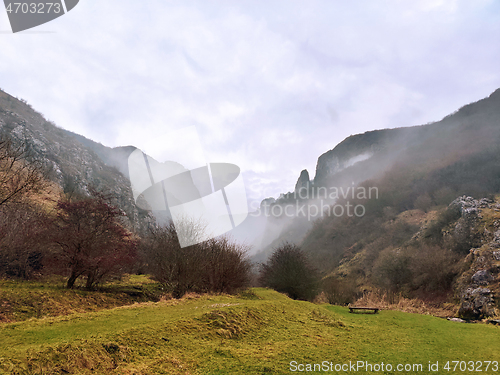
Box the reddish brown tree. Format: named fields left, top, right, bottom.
left=50, top=189, right=137, bottom=289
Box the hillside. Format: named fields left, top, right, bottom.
left=0, top=89, right=154, bottom=234
left=253, top=88, right=500, bottom=250
left=1, top=286, right=499, bottom=374
left=60, top=129, right=138, bottom=180
left=250, top=89, right=500, bottom=318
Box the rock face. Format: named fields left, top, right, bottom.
left=451, top=196, right=500, bottom=319
left=61, top=129, right=138, bottom=179
left=450, top=196, right=481, bottom=218
left=0, top=89, right=155, bottom=235
left=312, top=127, right=416, bottom=188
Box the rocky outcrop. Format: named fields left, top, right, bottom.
left=294, top=169, right=310, bottom=197
left=453, top=196, right=500, bottom=319
left=471, top=269, right=494, bottom=285
left=62, top=129, right=138, bottom=179
left=450, top=196, right=481, bottom=217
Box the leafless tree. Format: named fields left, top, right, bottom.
left=0, top=202, right=52, bottom=279
left=0, top=136, right=48, bottom=207
left=48, top=188, right=137, bottom=289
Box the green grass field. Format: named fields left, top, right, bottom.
left=0, top=284, right=499, bottom=374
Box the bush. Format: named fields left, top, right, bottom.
left=0, top=202, right=51, bottom=279
left=143, top=222, right=252, bottom=298
left=423, top=205, right=461, bottom=243
left=322, top=276, right=358, bottom=305
left=259, top=243, right=320, bottom=301
left=373, top=244, right=460, bottom=295
left=373, top=248, right=412, bottom=293
left=408, top=245, right=460, bottom=293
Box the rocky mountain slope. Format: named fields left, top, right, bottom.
left=253, top=88, right=500, bottom=262
left=0, top=89, right=154, bottom=234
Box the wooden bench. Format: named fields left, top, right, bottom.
left=348, top=306, right=379, bottom=314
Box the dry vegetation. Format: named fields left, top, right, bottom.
left=352, top=290, right=459, bottom=318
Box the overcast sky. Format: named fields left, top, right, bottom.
left=1, top=0, right=499, bottom=206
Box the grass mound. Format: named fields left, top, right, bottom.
left=199, top=308, right=263, bottom=339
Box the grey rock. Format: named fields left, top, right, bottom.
left=479, top=197, right=493, bottom=207
left=0, top=91, right=156, bottom=235
left=471, top=270, right=493, bottom=285
left=450, top=196, right=480, bottom=225
left=458, top=287, right=494, bottom=320
left=493, top=251, right=500, bottom=261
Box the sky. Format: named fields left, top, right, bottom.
left=1, top=0, right=500, bottom=207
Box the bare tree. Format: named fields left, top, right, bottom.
left=0, top=202, right=52, bottom=279
left=0, top=136, right=48, bottom=207
left=143, top=222, right=206, bottom=298
left=143, top=221, right=252, bottom=298
left=203, top=236, right=252, bottom=294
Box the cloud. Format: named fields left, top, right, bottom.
left=0, top=0, right=499, bottom=206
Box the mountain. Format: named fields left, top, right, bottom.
left=251, top=88, right=500, bottom=318
left=0, top=89, right=155, bottom=234
left=252, top=88, right=500, bottom=259
left=2, top=85, right=499, bottom=317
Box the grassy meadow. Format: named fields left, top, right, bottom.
left=0, top=280, right=499, bottom=374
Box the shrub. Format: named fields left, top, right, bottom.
left=322, top=276, right=358, bottom=305
left=259, top=243, right=320, bottom=301
left=0, top=202, right=51, bottom=279
left=144, top=222, right=252, bottom=298
left=372, top=248, right=412, bottom=292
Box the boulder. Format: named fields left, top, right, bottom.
left=479, top=198, right=493, bottom=208
left=450, top=196, right=479, bottom=218
left=458, top=287, right=494, bottom=320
